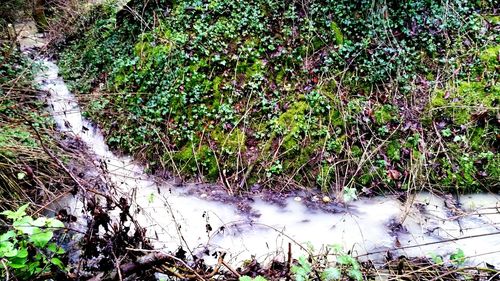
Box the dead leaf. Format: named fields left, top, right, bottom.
left=387, top=169, right=402, bottom=180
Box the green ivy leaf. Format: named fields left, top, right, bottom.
left=51, top=257, right=65, bottom=270
left=441, top=128, right=452, bottom=137
left=32, top=217, right=48, bottom=227
left=30, top=228, right=53, bottom=248
left=328, top=244, right=343, bottom=254
left=337, top=254, right=355, bottom=266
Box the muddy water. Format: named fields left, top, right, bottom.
left=21, top=27, right=500, bottom=268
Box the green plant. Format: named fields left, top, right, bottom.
left=291, top=256, right=313, bottom=281
left=450, top=248, right=466, bottom=266
left=0, top=204, right=67, bottom=279
left=291, top=245, right=363, bottom=281
left=58, top=0, right=499, bottom=194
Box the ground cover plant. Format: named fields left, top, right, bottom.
left=58, top=0, right=499, bottom=196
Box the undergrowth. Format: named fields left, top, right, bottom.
left=0, top=41, right=81, bottom=211
left=58, top=0, right=499, bottom=196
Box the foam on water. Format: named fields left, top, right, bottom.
left=34, top=57, right=500, bottom=268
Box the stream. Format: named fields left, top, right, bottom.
left=18, top=22, right=500, bottom=270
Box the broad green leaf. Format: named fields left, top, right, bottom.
left=47, top=242, right=64, bottom=254
left=239, top=277, right=253, bottom=281
left=0, top=230, right=16, bottom=242
left=51, top=257, right=65, bottom=270
left=30, top=228, right=53, bottom=248
left=0, top=241, right=17, bottom=257
left=321, top=267, right=341, bottom=280
left=343, top=187, right=358, bottom=202
left=27, top=261, right=41, bottom=273
left=46, top=218, right=64, bottom=229
left=15, top=247, right=28, bottom=259
left=253, top=277, right=268, bottom=281
left=9, top=262, right=27, bottom=269
left=1, top=203, right=29, bottom=220
left=294, top=271, right=308, bottom=281
left=13, top=216, right=34, bottom=234
left=32, top=217, right=48, bottom=227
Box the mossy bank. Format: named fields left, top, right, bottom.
left=57, top=0, right=499, bottom=195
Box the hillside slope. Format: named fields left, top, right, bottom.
left=58, top=0, right=499, bottom=195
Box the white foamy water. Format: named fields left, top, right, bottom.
left=33, top=59, right=500, bottom=269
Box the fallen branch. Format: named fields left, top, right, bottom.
left=87, top=252, right=171, bottom=281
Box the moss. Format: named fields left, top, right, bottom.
left=275, top=101, right=309, bottom=151
left=173, top=143, right=219, bottom=180
left=275, top=68, right=285, bottom=85
left=188, top=58, right=209, bottom=72
left=479, top=45, right=500, bottom=71
left=430, top=81, right=499, bottom=125
left=283, top=142, right=319, bottom=180
left=351, top=145, right=362, bottom=158
left=469, top=128, right=485, bottom=151
left=212, top=76, right=223, bottom=107
left=330, top=21, right=344, bottom=45
left=211, top=128, right=246, bottom=155
left=485, top=156, right=500, bottom=181
left=328, top=109, right=344, bottom=127
left=430, top=89, right=446, bottom=108
left=485, top=15, right=500, bottom=25
left=326, top=135, right=346, bottom=154
left=312, top=36, right=326, bottom=50
left=358, top=172, right=373, bottom=186
left=387, top=141, right=401, bottom=161
left=0, top=127, right=38, bottom=151
left=374, top=104, right=396, bottom=124
left=246, top=60, right=264, bottom=78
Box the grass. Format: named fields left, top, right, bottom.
left=0, top=40, right=84, bottom=212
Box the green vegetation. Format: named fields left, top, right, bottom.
left=0, top=204, right=66, bottom=279
left=58, top=0, right=499, bottom=194
left=0, top=43, right=79, bottom=211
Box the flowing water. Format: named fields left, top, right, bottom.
left=18, top=23, right=500, bottom=269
